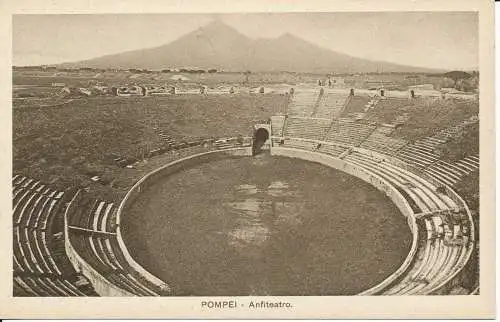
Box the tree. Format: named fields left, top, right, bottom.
left=438, top=77, right=456, bottom=89
left=456, top=78, right=478, bottom=92
left=443, top=71, right=472, bottom=88
left=444, top=71, right=472, bottom=82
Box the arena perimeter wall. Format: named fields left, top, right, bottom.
left=65, top=143, right=471, bottom=296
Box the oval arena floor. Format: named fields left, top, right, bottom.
left=121, top=153, right=412, bottom=296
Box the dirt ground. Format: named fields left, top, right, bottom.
left=121, top=154, right=412, bottom=296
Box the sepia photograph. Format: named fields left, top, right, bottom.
left=0, top=0, right=495, bottom=319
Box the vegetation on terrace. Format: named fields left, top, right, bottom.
left=435, top=122, right=479, bottom=162
left=13, top=94, right=287, bottom=201
left=364, top=97, right=478, bottom=142
left=341, top=96, right=371, bottom=115
left=454, top=171, right=479, bottom=213
left=13, top=86, right=64, bottom=99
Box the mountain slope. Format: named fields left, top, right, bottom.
left=59, top=21, right=436, bottom=73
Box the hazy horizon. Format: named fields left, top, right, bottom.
left=13, top=12, right=478, bottom=70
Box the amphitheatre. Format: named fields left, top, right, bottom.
left=12, top=67, right=480, bottom=297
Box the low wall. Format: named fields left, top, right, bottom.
left=115, top=147, right=253, bottom=293
left=271, top=147, right=419, bottom=295
left=64, top=190, right=135, bottom=296
left=271, top=136, right=353, bottom=149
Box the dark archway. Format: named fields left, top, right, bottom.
left=253, top=128, right=269, bottom=155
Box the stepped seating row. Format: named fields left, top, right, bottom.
left=69, top=197, right=116, bottom=233
left=394, top=137, right=445, bottom=168
left=13, top=184, right=64, bottom=229
left=13, top=225, right=62, bottom=275
left=424, top=154, right=479, bottom=187
left=282, top=138, right=317, bottom=151
left=342, top=96, right=371, bottom=114
left=384, top=213, right=470, bottom=295
left=342, top=151, right=472, bottom=295
left=375, top=126, right=395, bottom=135
left=315, top=91, right=347, bottom=118
left=271, top=137, right=283, bottom=146
left=394, top=112, right=411, bottom=125
left=214, top=137, right=251, bottom=149
left=147, top=139, right=208, bottom=158
left=129, top=137, right=241, bottom=165
left=360, top=127, right=408, bottom=154
left=154, top=131, right=176, bottom=147
left=68, top=231, right=157, bottom=296
left=13, top=175, right=36, bottom=188
left=345, top=152, right=457, bottom=213
left=145, top=143, right=215, bottom=168
left=12, top=175, right=90, bottom=296
left=270, top=116, right=286, bottom=137
left=284, top=117, right=331, bottom=141
left=316, top=143, right=348, bottom=157
left=14, top=275, right=86, bottom=297
left=422, top=210, right=470, bottom=242
left=13, top=175, right=63, bottom=198
left=324, top=120, right=376, bottom=146
left=376, top=97, right=409, bottom=108
left=363, top=98, right=410, bottom=123
left=287, top=90, right=320, bottom=116
left=350, top=112, right=366, bottom=120
left=177, top=143, right=217, bottom=157
left=364, top=97, right=380, bottom=111
left=281, top=138, right=348, bottom=158
left=457, top=154, right=479, bottom=170
left=12, top=176, right=65, bottom=276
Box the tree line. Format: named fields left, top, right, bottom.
left=13, top=66, right=221, bottom=74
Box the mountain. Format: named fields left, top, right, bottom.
left=58, top=20, right=437, bottom=73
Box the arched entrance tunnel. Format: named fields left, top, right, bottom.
left=253, top=127, right=269, bottom=155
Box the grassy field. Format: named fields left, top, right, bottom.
left=342, top=96, right=371, bottom=115
left=12, top=85, right=64, bottom=98
left=363, top=97, right=479, bottom=142
left=122, top=154, right=411, bottom=296
left=13, top=94, right=288, bottom=200
left=454, top=171, right=480, bottom=212
left=393, top=98, right=478, bottom=142
left=435, top=122, right=479, bottom=161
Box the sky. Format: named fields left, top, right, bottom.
left=12, top=12, right=478, bottom=70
